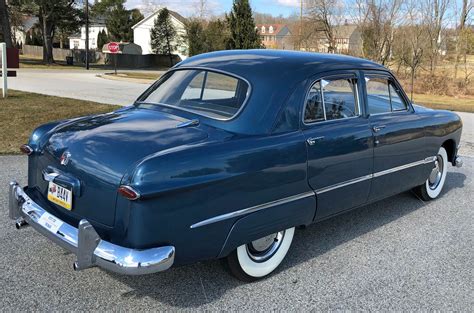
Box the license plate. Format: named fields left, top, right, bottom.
left=47, top=182, right=72, bottom=210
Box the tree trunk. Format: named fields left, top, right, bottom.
left=454, top=0, right=468, bottom=79
left=0, top=0, right=13, bottom=48
left=41, top=15, right=54, bottom=64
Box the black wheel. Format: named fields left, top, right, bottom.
left=414, top=147, right=448, bottom=201
left=226, top=227, right=295, bottom=282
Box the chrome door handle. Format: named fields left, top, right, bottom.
left=372, top=125, right=386, bottom=133
left=306, top=136, right=324, bottom=146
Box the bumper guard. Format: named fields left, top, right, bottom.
left=8, top=181, right=175, bottom=275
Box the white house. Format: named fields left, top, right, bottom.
left=69, top=17, right=107, bottom=50
left=132, top=8, right=188, bottom=59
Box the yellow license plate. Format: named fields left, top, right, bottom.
left=47, top=182, right=72, bottom=210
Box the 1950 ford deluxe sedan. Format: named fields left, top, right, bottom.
left=8, top=50, right=463, bottom=281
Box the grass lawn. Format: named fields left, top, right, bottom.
left=412, top=94, right=474, bottom=113
left=0, top=90, right=120, bottom=155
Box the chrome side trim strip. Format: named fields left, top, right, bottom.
left=190, top=191, right=315, bottom=229
left=316, top=174, right=373, bottom=194
left=190, top=156, right=436, bottom=229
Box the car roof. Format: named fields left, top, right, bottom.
left=177, top=49, right=386, bottom=81
left=173, top=50, right=387, bottom=135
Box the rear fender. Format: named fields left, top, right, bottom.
left=217, top=194, right=316, bottom=258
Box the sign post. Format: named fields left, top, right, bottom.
left=1, top=43, right=7, bottom=98
left=107, top=42, right=120, bottom=75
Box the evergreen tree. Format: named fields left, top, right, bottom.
left=97, top=29, right=109, bottom=50
left=186, top=19, right=205, bottom=56
left=98, top=1, right=143, bottom=42
left=226, top=0, right=262, bottom=49
left=204, top=19, right=229, bottom=52
left=150, top=8, right=177, bottom=66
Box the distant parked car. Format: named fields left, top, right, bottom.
left=9, top=50, right=463, bottom=281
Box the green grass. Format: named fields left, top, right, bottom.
left=0, top=90, right=120, bottom=154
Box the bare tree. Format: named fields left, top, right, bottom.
left=397, top=0, right=431, bottom=100
left=352, top=0, right=403, bottom=64
left=454, top=0, right=473, bottom=78
left=306, top=0, right=343, bottom=53
left=422, top=0, right=450, bottom=73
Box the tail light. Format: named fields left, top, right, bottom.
left=118, top=185, right=140, bottom=200
left=20, top=144, right=33, bottom=155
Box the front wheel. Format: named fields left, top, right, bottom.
left=226, top=227, right=295, bottom=282
left=414, top=146, right=448, bottom=201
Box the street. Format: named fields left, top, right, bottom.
left=7, top=69, right=157, bottom=105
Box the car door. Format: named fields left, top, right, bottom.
left=363, top=72, right=427, bottom=201
left=302, top=72, right=373, bottom=221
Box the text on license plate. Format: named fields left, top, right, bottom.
left=47, top=182, right=72, bottom=210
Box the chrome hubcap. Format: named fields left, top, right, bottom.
left=246, top=231, right=285, bottom=262
left=428, top=155, right=444, bottom=190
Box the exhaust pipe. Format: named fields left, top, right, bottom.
left=15, top=218, right=28, bottom=229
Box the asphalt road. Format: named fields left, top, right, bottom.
left=0, top=127, right=473, bottom=310
left=7, top=69, right=157, bottom=105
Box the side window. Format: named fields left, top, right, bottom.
left=366, top=77, right=391, bottom=114
left=389, top=83, right=408, bottom=111
left=304, top=81, right=324, bottom=123
left=182, top=71, right=205, bottom=100
left=304, top=77, right=359, bottom=123
left=322, top=79, right=358, bottom=120
left=202, top=72, right=238, bottom=100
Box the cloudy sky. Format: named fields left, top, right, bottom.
left=125, top=0, right=301, bottom=17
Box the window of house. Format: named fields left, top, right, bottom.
left=73, top=41, right=79, bottom=49
left=366, top=76, right=408, bottom=114
left=304, top=77, right=359, bottom=123
left=262, top=26, right=266, bottom=33
left=269, top=26, right=274, bottom=33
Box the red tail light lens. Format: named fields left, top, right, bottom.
left=20, top=144, right=33, bottom=155
left=118, top=185, right=140, bottom=200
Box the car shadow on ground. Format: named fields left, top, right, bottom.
left=106, top=172, right=466, bottom=308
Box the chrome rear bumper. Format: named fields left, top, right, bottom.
left=8, top=181, right=175, bottom=275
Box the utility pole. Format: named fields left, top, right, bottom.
left=85, top=0, right=90, bottom=70
left=299, top=0, right=303, bottom=51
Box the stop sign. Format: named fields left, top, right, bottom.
left=107, top=42, right=120, bottom=54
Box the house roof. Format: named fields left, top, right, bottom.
left=333, top=25, right=359, bottom=39
left=256, top=24, right=288, bottom=36
left=18, top=15, right=39, bottom=32
left=131, top=8, right=186, bottom=29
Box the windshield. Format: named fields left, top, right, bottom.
left=138, top=69, right=250, bottom=120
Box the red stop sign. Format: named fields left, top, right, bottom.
left=107, top=42, right=120, bottom=54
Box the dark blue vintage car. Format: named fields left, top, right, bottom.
left=9, top=50, right=463, bottom=281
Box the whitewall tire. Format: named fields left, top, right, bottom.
left=415, top=146, right=448, bottom=201
left=226, top=227, right=295, bottom=282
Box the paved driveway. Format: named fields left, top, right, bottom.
left=0, top=155, right=472, bottom=310
left=8, top=69, right=156, bottom=105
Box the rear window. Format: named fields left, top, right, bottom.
left=139, top=69, right=249, bottom=120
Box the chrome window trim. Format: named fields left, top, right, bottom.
left=190, top=156, right=436, bottom=229
left=302, top=75, right=361, bottom=126
left=137, top=66, right=252, bottom=122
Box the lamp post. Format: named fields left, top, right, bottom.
left=85, top=0, right=89, bottom=70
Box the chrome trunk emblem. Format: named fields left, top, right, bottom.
left=60, top=152, right=71, bottom=166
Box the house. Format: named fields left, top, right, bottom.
left=306, top=24, right=363, bottom=55
left=68, top=16, right=107, bottom=50
left=11, top=15, right=39, bottom=47
left=256, top=24, right=292, bottom=49
left=132, top=8, right=188, bottom=59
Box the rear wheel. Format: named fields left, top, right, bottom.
left=226, top=227, right=295, bottom=282
left=414, top=147, right=448, bottom=201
